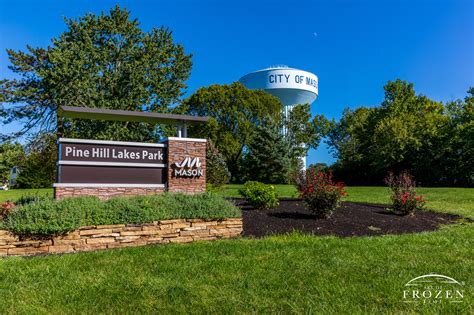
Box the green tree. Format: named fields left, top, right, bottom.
left=181, top=83, right=330, bottom=180
left=308, top=163, right=328, bottom=172
left=0, top=142, right=25, bottom=185
left=442, top=88, right=474, bottom=185
left=327, top=79, right=473, bottom=186
left=243, top=123, right=291, bottom=184
left=15, top=133, right=57, bottom=188
left=1, top=5, right=192, bottom=142
left=286, top=104, right=330, bottom=160
left=371, top=80, right=446, bottom=173
left=206, top=140, right=231, bottom=188
left=285, top=104, right=331, bottom=177
left=181, top=82, right=283, bottom=177
left=326, top=107, right=375, bottom=183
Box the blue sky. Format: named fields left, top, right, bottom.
left=1, top=0, right=473, bottom=165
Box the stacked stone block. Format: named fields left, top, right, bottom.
left=0, top=218, right=242, bottom=257
left=54, top=187, right=165, bottom=200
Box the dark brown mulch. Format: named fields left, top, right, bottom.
left=233, top=199, right=462, bottom=238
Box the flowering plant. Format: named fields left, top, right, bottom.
left=294, top=169, right=346, bottom=218
left=384, top=171, right=425, bottom=215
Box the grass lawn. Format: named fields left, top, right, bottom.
left=0, top=185, right=473, bottom=313
left=0, top=225, right=472, bottom=313
left=0, top=188, right=52, bottom=202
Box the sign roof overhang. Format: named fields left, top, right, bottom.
left=58, top=106, right=208, bottom=125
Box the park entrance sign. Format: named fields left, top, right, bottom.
left=57, top=138, right=167, bottom=185
left=53, top=106, right=208, bottom=199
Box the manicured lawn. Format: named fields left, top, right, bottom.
left=0, top=225, right=472, bottom=313
left=0, top=188, right=52, bottom=202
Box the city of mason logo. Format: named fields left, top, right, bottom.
left=173, top=157, right=203, bottom=177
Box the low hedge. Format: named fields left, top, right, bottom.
left=0, top=193, right=241, bottom=236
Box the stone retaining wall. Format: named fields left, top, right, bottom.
left=0, top=218, right=242, bottom=257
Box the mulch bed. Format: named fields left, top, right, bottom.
left=233, top=198, right=462, bottom=238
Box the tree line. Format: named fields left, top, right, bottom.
left=326, top=80, right=473, bottom=187
left=0, top=6, right=472, bottom=187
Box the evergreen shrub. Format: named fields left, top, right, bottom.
left=206, top=140, right=231, bottom=188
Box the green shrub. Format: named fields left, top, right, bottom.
left=1, top=193, right=240, bottom=236
left=3, top=197, right=85, bottom=235
left=238, top=181, right=279, bottom=209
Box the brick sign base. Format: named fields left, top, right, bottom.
left=166, top=138, right=206, bottom=193
left=55, top=186, right=165, bottom=199
left=0, top=218, right=242, bottom=257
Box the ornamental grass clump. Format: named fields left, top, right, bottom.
left=295, top=169, right=346, bottom=218
left=239, top=181, right=279, bottom=209
left=384, top=171, right=425, bottom=215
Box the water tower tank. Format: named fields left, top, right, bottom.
left=239, top=66, right=318, bottom=107
left=239, top=66, right=318, bottom=169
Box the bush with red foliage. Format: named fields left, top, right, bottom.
left=384, top=171, right=425, bottom=215
left=0, top=201, right=16, bottom=220
left=295, top=169, right=346, bottom=218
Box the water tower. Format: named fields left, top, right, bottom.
left=239, top=66, right=318, bottom=169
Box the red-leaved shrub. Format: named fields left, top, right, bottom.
left=0, top=201, right=16, bottom=220
left=295, top=169, right=346, bottom=218
left=384, top=171, right=425, bottom=215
